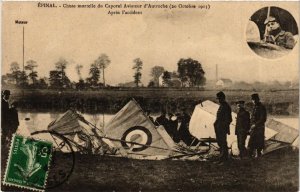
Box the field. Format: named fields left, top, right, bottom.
left=7, top=88, right=299, bottom=115
left=2, top=148, right=298, bottom=192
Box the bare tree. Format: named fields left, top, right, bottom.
left=10, top=62, right=20, bottom=73
left=25, top=60, right=38, bottom=84
left=86, top=62, right=100, bottom=86
left=10, top=62, right=22, bottom=84
left=75, top=64, right=83, bottom=80
left=55, top=58, right=68, bottom=73
left=51, top=58, right=70, bottom=88
left=95, top=54, right=110, bottom=86
left=132, top=58, right=143, bottom=87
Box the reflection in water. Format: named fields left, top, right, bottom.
left=90, top=114, right=100, bottom=128
left=50, top=113, right=60, bottom=120
left=18, top=112, right=299, bottom=135
left=18, top=112, right=114, bottom=134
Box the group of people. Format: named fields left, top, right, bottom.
left=147, top=109, right=195, bottom=146
left=145, top=91, right=267, bottom=162
left=1, top=90, right=19, bottom=150
left=214, top=91, right=267, bottom=164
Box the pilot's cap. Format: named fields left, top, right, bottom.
left=251, top=93, right=260, bottom=101
left=236, top=100, right=245, bottom=105
left=216, top=91, right=225, bottom=99
left=264, top=16, right=277, bottom=25
left=2, top=90, right=10, bottom=96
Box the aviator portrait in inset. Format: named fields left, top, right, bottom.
left=246, top=6, right=298, bottom=59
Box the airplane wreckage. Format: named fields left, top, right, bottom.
left=19, top=99, right=299, bottom=161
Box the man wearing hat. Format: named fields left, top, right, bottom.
left=214, top=91, right=232, bottom=163
left=248, top=93, right=267, bottom=158
left=264, top=16, right=295, bottom=49
left=235, top=101, right=250, bottom=159
left=7, top=101, right=19, bottom=139
left=177, top=108, right=193, bottom=145
left=1, top=90, right=11, bottom=132
left=1, top=90, right=11, bottom=160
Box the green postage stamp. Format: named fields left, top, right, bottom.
left=3, top=134, right=53, bottom=191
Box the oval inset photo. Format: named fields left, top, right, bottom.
left=246, top=6, right=298, bottom=59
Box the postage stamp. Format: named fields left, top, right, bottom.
left=3, top=134, right=53, bottom=191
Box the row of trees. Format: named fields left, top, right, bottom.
left=8, top=60, right=47, bottom=88
left=48, top=54, right=113, bottom=89
left=3, top=54, right=147, bottom=89
left=4, top=55, right=112, bottom=89
left=3, top=55, right=206, bottom=89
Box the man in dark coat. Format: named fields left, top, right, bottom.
left=168, top=113, right=179, bottom=143
left=155, top=110, right=175, bottom=139
left=235, top=101, right=250, bottom=158
left=1, top=90, right=11, bottom=164
left=177, top=109, right=193, bottom=145
left=155, top=110, right=169, bottom=127
left=7, top=101, right=19, bottom=138
left=248, top=94, right=267, bottom=158
left=214, top=91, right=232, bottom=163
left=1, top=90, right=10, bottom=139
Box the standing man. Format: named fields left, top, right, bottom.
left=8, top=101, right=20, bottom=139
left=235, top=101, right=250, bottom=159
left=1, top=90, right=11, bottom=139
left=214, top=91, right=232, bottom=163
left=248, top=94, right=267, bottom=158
left=177, top=108, right=192, bottom=145
left=1, top=90, right=11, bottom=164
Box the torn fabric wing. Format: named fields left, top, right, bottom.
left=104, top=99, right=177, bottom=159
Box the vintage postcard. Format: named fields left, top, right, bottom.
left=1, top=1, right=299, bottom=191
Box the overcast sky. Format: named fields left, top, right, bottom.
left=2, top=2, right=299, bottom=85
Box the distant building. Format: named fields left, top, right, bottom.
left=2, top=74, right=17, bottom=85
left=216, top=78, right=233, bottom=87
left=118, top=81, right=138, bottom=87
left=158, top=72, right=181, bottom=87
left=203, top=80, right=216, bottom=88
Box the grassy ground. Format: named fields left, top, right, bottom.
left=1, top=145, right=298, bottom=192
left=45, top=148, right=298, bottom=192
left=9, top=88, right=299, bottom=102
left=0, top=146, right=286, bottom=192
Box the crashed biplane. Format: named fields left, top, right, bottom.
left=189, top=100, right=299, bottom=155
left=19, top=99, right=298, bottom=160
left=27, top=100, right=188, bottom=160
